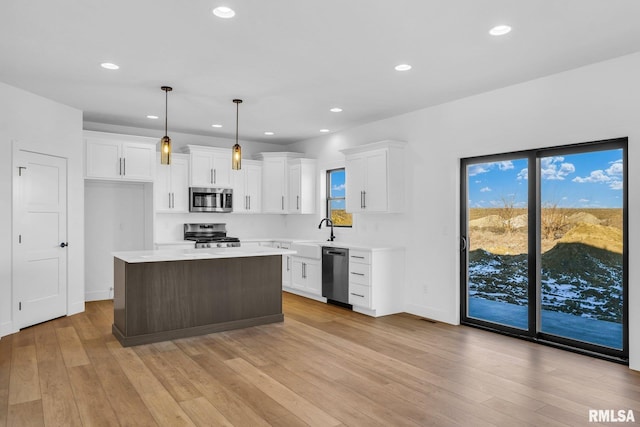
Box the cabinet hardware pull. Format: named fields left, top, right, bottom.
left=210, top=169, right=213, bottom=184
left=248, top=196, right=250, bottom=210
left=287, top=256, right=290, bottom=271
left=123, top=158, right=126, bottom=175
left=171, top=193, right=174, bottom=208
left=169, top=193, right=172, bottom=208
left=351, top=272, right=365, bottom=276
left=350, top=292, right=365, bottom=298
left=214, top=169, right=217, bottom=184
left=362, top=190, right=366, bottom=208
left=281, top=196, right=284, bottom=211
left=351, top=255, right=365, bottom=259
left=119, top=158, right=122, bottom=175
left=296, top=195, right=299, bottom=210
left=360, top=190, right=364, bottom=208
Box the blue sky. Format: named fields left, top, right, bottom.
left=330, top=169, right=346, bottom=208
left=468, top=149, right=623, bottom=208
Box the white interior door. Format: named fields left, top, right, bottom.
left=14, top=150, right=68, bottom=329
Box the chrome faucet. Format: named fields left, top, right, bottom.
left=318, top=218, right=335, bottom=241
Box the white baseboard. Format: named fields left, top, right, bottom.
left=85, top=290, right=113, bottom=302
left=68, top=300, right=85, bottom=316
left=0, top=321, right=17, bottom=339
left=283, top=288, right=327, bottom=303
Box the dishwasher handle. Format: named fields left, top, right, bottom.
left=322, top=247, right=348, bottom=256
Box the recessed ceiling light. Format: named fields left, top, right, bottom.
left=100, top=62, right=119, bottom=70
left=320, top=129, right=330, bottom=133
left=394, top=64, right=412, bottom=71
left=213, top=6, right=235, bottom=18
left=264, top=131, right=275, bottom=136
left=489, top=25, right=512, bottom=36
left=330, top=107, right=343, bottom=113
left=211, top=124, right=222, bottom=128
left=146, top=115, right=159, bottom=119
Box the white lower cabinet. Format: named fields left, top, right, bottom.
left=291, top=257, right=321, bottom=296
left=275, top=242, right=293, bottom=289
left=348, top=248, right=405, bottom=317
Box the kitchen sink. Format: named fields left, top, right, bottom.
left=290, top=242, right=322, bottom=259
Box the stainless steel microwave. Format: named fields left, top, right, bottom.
left=189, top=187, right=233, bottom=212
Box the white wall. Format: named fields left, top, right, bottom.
left=0, top=81, right=84, bottom=337
left=287, top=52, right=640, bottom=369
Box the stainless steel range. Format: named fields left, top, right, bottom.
left=184, top=223, right=241, bottom=248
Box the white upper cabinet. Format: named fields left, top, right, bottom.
left=288, top=159, right=316, bottom=214
left=256, top=152, right=314, bottom=214
left=155, top=153, right=189, bottom=213
left=84, top=131, right=156, bottom=181
left=185, top=145, right=232, bottom=188
left=261, top=156, right=288, bottom=213
left=232, top=160, right=262, bottom=214
left=341, top=140, right=406, bottom=213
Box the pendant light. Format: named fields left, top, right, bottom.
left=160, top=86, right=173, bottom=165
left=232, top=98, right=243, bottom=170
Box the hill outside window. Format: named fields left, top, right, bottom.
left=326, top=168, right=352, bottom=227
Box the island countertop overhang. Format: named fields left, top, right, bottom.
left=113, top=246, right=297, bottom=263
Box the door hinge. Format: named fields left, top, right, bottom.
left=19, top=302, right=22, bottom=311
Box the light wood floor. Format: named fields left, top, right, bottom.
left=1, top=293, right=639, bottom=426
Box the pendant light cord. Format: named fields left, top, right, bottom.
left=165, top=89, right=168, bottom=136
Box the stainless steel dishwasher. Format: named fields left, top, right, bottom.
left=322, top=247, right=351, bottom=308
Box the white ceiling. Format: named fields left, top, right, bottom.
left=2, top=1, right=640, bottom=145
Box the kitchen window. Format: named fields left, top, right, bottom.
left=326, top=168, right=352, bottom=227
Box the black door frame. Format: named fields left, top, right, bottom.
left=460, top=137, right=628, bottom=363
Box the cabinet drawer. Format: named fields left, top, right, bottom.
left=349, top=250, right=371, bottom=264
left=349, top=263, right=370, bottom=286
left=349, top=283, right=371, bottom=308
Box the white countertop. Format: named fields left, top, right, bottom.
left=114, top=246, right=296, bottom=263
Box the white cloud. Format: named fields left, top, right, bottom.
left=517, top=168, right=528, bottom=180
left=480, top=187, right=491, bottom=192
left=468, top=160, right=515, bottom=177
left=331, top=184, right=345, bottom=191
left=541, top=157, right=575, bottom=180
left=606, top=159, right=623, bottom=176
left=579, top=198, right=589, bottom=203
left=573, top=158, right=623, bottom=192
left=475, top=180, right=481, bottom=184
left=573, top=170, right=611, bottom=183
left=468, top=164, right=491, bottom=176
left=609, top=180, right=623, bottom=190
left=498, top=161, right=514, bottom=171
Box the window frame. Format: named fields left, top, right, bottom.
left=460, top=137, right=628, bottom=363
left=326, top=167, right=352, bottom=228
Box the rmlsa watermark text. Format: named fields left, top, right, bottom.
left=589, top=409, right=635, bottom=423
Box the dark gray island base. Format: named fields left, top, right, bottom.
left=112, top=255, right=283, bottom=347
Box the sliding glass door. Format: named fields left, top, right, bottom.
left=461, top=139, right=627, bottom=361
left=463, top=157, right=531, bottom=332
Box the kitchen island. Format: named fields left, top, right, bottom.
left=112, top=246, right=296, bottom=347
